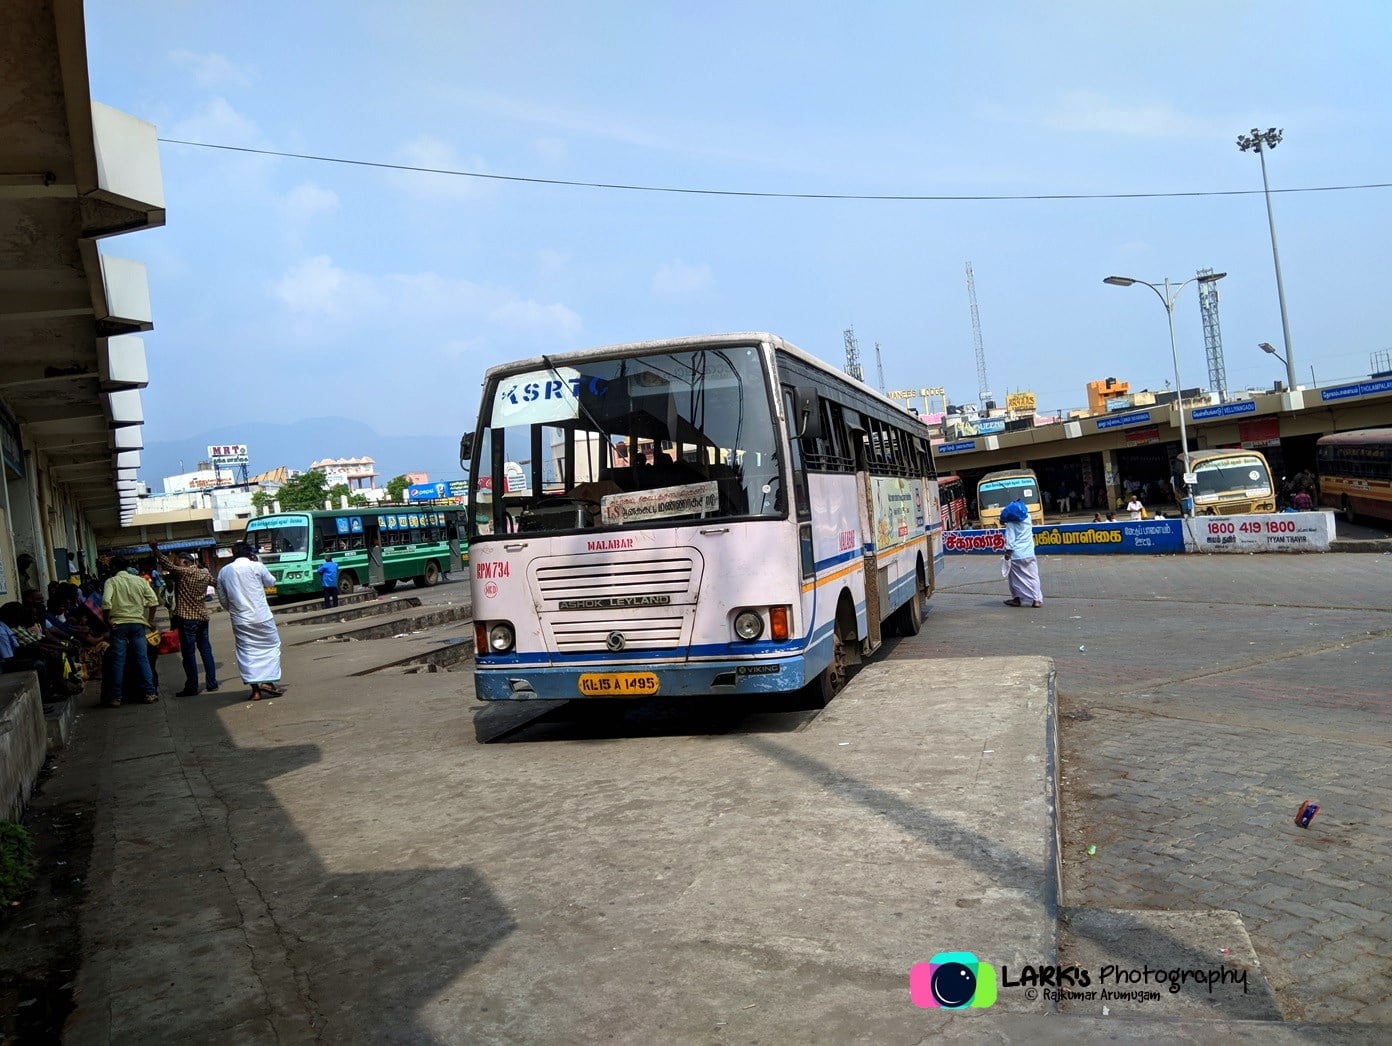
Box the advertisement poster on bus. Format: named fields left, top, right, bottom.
left=870, top=476, right=922, bottom=553
left=1183, top=511, right=1334, bottom=553
left=944, top=520, right=1185, bottom=555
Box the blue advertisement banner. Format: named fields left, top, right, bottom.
left=1096, top=410, right=1153, bottom=430
left=944, top=519, right=1185, bottom=555
left=408, top=481, right=451, bottom=502
left=1191, top=400, right=1257, bottom=421
left=1320, top=377, right=1392, bottom=402
left=938, top=440, right=977, bottom=454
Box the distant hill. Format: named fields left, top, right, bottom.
left=139, top=416, right=466, bottom=489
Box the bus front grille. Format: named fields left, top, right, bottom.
left=533, top=553, right=700, bottom=607
left=548, top=615, right=686, bottom=653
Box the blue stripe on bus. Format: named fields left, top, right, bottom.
left=813, top=547, right=861, bottom=572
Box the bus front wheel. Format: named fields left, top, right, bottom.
left=808, top=627, right=849, bottom=708
left=338, top=571, right=357, bottom=594
left=414, top=560, right=441, bottom=588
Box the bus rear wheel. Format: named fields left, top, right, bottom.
left=414, top=560, right=441, bottom=588
left=338, top=571, right=357, bottom=594
left=893, top=568, right=926, bottom=637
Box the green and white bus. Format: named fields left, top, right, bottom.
left=244, top=507, right=468, bottom=597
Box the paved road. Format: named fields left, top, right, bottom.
left=909, top=552, right=1392, bottom=1023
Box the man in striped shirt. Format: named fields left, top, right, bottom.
left=153, top=544, right=220, bottom=697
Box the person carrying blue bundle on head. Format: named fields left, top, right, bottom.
left=999, top=498, right=1044, bottom=608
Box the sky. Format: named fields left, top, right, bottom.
left=85, top=1, right=1392, bottom=483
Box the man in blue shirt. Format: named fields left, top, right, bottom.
left=316, top=555, right=341, bottom=609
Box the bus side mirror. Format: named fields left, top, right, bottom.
left=459, top=432, right=475, bottom=468
left=795, top=387, right=823, bottom=441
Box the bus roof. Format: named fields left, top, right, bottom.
left=479, top=332, right=914, bottom=418
left=1316, top=428, right=1392, bottom=447
left=1185, top=449, right=1269, bottom=465
left=979, top=468, right=1036, bottom=483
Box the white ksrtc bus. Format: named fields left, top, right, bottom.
left=467, top=333, right=943, bottom=705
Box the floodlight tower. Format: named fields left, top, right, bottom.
left=1197, top=267, right=1228, bottom=401
left=965, top=262, right=991, bottom=406
left=1237, top=126, right=1296, bottom=389
left=844, top=327, right=863, bottom=382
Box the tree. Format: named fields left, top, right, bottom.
left=327, top=482, right=369, bottom=508
left=386, top=474, right=411, bottom=504
left=259, top=470, right=330, bottom=511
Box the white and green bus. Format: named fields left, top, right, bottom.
left=245, top=507, right=468, bottom=597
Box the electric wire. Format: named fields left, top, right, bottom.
left=157, top=137, right=1392, bottom=203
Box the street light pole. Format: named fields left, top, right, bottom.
left=1104, top=272, right=1227, bottom=516
left=1237, top=127, right=1297, bottom=390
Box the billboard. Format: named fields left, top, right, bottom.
left=1005, top=392, right=1037, bottom=413
left=208, top=443, right=249, bottom=466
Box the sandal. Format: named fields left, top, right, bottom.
left=1003, top=598, right=1022, bottom=607
left=259, top=683, right=286, bottom=698
left=249, top=686, right=262, bottom=701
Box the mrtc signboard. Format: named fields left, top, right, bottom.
left=944, top=520, right=1185, bottom=555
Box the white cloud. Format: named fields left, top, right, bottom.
left=1044, top=91, right=1218, bottom=138
left=387, top=136, right=490, bottom=201
left=280, top=181, right=340, bottom=224
left=536, top=249, right=568, bottom=273
left=272, top=255, right=581, bottom=342
left=168, top=96, right=264, bottom=146
left=533, top=137, right=568, bottom=164
left=169, top=50, right=255, bottom=90
left=273, top=255, right=380, bottom=319
left=652, top=260, right=714, bottom=297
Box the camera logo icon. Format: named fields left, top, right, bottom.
left=910, top=951, right=998, bottom=1009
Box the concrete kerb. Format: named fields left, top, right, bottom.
left=280, top=595, right=422, bottom=628
left=272, top=589, right=375, bottom=616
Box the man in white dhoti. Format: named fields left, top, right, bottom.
left=999, top=499, right=1044, bottom=608
left=217, top=542, right=286, bottom=700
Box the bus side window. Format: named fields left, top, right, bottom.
left=782, top=387, right=811, bottom=520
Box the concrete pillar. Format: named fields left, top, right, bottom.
left=1100, top=449, right=1123, bottom=513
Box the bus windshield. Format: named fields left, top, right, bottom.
left=978, top=478, right=1036, bottom=510
left=245, top=517, right=310, bottom=560
left=471, top=345, right=782, bottom=537
left=1192, top=456, right=1271, bottom=499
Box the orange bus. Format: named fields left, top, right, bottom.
left=1316, top=429, right=1392, bottom=523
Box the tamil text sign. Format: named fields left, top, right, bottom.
left=945, top=520, right=1185, bottom=555
left=1183, top=511, right=1334, bottom=553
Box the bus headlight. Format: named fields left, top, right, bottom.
left=488, top=623, right=515, bottom=653
left=733, top=610, right=764, bottom=641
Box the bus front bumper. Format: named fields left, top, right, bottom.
left=473, top=655, right=811, bottom=701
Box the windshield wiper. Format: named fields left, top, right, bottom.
left=541, top=353, right=610, bottom=447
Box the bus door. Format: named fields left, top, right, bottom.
left=446, top=512, right=466, bottom=574
left=366, top=521, right=386, bottom=587
left=852, top=421, right=884, bottom=655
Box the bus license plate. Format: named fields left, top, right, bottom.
left=578, top=672, right=659, bottom=697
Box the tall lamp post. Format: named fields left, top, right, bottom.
left=1104, top=271, right=1227, bottom=515
left=1237, top=127, right=1297, bottom=390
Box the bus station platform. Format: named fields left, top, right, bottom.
left=10, top=585, right=1377, bottom=1041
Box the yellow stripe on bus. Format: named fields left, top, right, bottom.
left=799, top=534, right=931, bottom=593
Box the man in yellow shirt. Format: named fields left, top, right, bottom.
left=101, top=557, right=159, bottom=707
